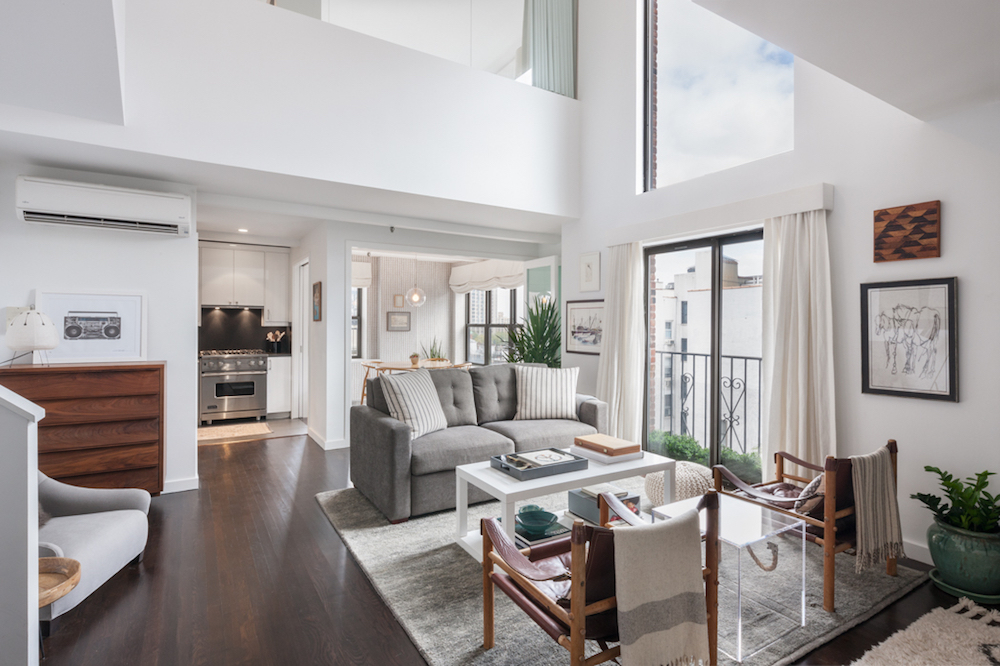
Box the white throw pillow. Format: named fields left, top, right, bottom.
left=514, top=365, right=580, bottom=421
left=379, top=370, right=448, bottom=439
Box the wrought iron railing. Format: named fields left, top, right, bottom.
left=649, top=351, right=762, bottom=456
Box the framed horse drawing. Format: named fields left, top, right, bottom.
left=861, top=277, right=958, bottom=401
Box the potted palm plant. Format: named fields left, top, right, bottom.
left=912, top=466, right=1000, bottom=601
left=505, top=296, right=561, bottom=368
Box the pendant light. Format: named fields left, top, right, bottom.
left=406, top=253, right=426, bottom=307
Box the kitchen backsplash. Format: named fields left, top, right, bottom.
left=199, top=308, right=291, bottom=354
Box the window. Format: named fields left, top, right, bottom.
left=664, top=321, right=673, bottom=340
left=645, top=231, right=764, bottom=484
left=643, top=0, right=793, bottom=190
left=351, top=287, right=362, bottom=359
left=466, top=288, right=518, bottom=365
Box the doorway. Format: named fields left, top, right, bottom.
left=293, top=259, right=310, bottom=421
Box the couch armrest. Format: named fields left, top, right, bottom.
left=38, top=472, right=151, bottom=517
left=576, top=394, right=608, bottom=435
left=350, top=405, right=414, bottom=522
left=39, top=542, right=64, bottom=558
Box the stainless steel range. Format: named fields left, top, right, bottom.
left=199, top=350, right=268, bottom=424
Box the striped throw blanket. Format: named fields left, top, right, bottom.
left=613, top=510, right=709, bottom=666
left=851, top=447, right=905, bottom=572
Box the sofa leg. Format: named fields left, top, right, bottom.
left=129, top=551, right=145, bottom=566
left=389, top=518, right=409, bottom=525
left=40, top=618, right=58, bottom=638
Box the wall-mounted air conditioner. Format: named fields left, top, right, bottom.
left=15, top=176, right=192, bottom=237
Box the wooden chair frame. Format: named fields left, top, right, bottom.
left=482, top=491, right=719, bottom=666
left=712, top=439, right=898, bottom=612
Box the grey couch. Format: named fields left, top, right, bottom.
left=350, top=364, right=608, bottom=523
left=38, top=471, right=150, bottom=625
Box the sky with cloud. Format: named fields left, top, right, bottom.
left=654, top=0, right=794, bottom=187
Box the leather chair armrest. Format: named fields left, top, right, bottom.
left=349, top=405, right=414, bottom=522
left=527, top=536, right=572, bottom=561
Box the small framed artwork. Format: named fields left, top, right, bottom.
left=312, top=282, right=322, bottom=321
left=393, top=294, right=405, bottom=308
left=386, top=311, right=411, bottom=332
left=861, top=277, right=957, bottom=401
left=873, top=200, right=940, bottom=263
left=580, top=252, right=601, bottom=292
left=35, top=291, right=146, bottom=363
left=566, top=300, right=604, bottom=355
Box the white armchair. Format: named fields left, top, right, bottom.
left=37, top=472, right=150, bottom=630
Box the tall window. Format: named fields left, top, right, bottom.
left=466, top=288, right=517, bottom=365
left=645, top=231, right=764, bottom=483
left=643, top=0, right=793, bottom=190
left=351, top=287, right=362, bottom=359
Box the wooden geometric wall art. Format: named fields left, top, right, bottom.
left=873, top=200, right=940, bottom=262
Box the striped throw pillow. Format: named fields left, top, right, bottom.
left=379, top=370, right=448, bottom=439
left=514, top=365, right=580, bottom=421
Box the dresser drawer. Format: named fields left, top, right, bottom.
left=40, top=442, right=160, bottom=478
left=0, top=369, right=160, bottom=400
left=39, top=395, right=161, bottom=426
left=39, top=419, right=160, bottom=453
left=57, top=467, right=161, bottom=495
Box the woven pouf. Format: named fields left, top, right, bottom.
left=644, top=461, right=714, bottom=506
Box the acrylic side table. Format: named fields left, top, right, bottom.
left=654, top=493, right=806, bottom=663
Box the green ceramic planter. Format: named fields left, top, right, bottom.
left=927, top=518, right=1000, bottom=596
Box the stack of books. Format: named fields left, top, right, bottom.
left=501, top=515, right=572, bottom=548
left=570, top=434, right=643, bottom=464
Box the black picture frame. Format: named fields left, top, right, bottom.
left=861, top=277, right=958, bottom=401
left=565, top=299, right=604, bottom=356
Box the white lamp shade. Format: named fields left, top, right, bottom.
left=6, top=311, right=59, bottom=351
left=406, top=287, right=426, bottom=307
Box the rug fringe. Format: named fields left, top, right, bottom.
left=948, top=597, right=1000, bottom=626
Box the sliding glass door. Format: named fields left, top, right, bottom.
left=644, top=231, right=764, bottom=483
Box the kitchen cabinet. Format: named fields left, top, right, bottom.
left=267, top=356, right=292, bottom=416
left=199, top=247, right=265, bottom=307
left=263, top=251, right=290, bottom=325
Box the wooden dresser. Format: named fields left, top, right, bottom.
left=0, top=362, right=165, bottom=494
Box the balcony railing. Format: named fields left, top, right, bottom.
left=649, top=351, right=762, bottom=457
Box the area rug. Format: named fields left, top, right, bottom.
left=316, top=478, right=928, bottom=666
left=852, top=598, right=1000, bottom=665
left=196, top=422, right=272, bottom=441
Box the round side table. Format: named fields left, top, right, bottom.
left=38, top=557, right=81, bottom=658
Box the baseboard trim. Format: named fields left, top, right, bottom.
left=904, top=537, right=931, bottom=566
left=162, top=476, right=199, bottom=494
left=307, top=428, right=348, bottom=451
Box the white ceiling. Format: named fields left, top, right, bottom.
left=695, top=0, right=1000, bottom=121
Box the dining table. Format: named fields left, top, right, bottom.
left=360, top=359, right=471, bottom=402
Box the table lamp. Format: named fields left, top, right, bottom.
left=6, top=309, right=59, bottom=365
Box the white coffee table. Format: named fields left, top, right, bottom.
left=455, top=450, right=675, bottom=561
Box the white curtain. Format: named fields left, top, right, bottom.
left=762, top=209, right=837, bottom=472
left=449, top=260, right=524, bottom=294
left=351, top=262, right=372, bottom=288
left=526, top=0, right=575, bottom=98
left=595, top=242, right=645, bottom=442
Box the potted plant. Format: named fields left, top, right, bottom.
left=912, top=466, right=1000, bottom=600
left=505, top=296, right=561, bottom=368
left=409, top=352, right=420, bottom=367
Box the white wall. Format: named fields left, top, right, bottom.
left=0, top=0, right=579, bottom=220
left=374, top=257, right=455, bottom=362
left=570, top=0, right=1000, bottom=560
left=0, top=164, right=200, bottom=493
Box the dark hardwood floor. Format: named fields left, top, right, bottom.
left=43, top=435, right=960, bottom=665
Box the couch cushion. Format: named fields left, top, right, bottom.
left=38, top=509, right=148, bottom=620
left=410, top=426, right=514, bottom=476
left=428, top=368, right=477, bottom=427
left=380, top=369, right=448, bottom=439
left=482, top=419, right=597, bottom=452
left=514, top=365, right=580, bottom=421
left=366, top=377, right=390, bottom=414
left=469, top=364, right=518, bottom=424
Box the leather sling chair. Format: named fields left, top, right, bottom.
left=713, top=439, right=898, bottom=612
left=481, top=491, right=720, bottom=666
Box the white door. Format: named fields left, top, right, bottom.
left=293, top=260, right=310, bottom=420
left=201, top=247, right=234, bottom=305
left=263, top=251, right=290, bottom=324
left=233, top=250, right=265, bottom=307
